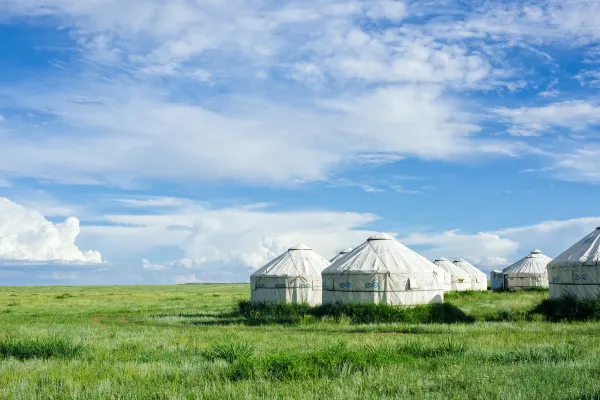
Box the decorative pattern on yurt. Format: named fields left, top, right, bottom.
left=321, top=233, right=445, bottom=305
left=250, top=244, right=329, bottom=305
left=547, top=227, right=600, bottom=300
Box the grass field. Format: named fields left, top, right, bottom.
left=1, top=285, right=599, bottom=399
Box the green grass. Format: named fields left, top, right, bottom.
left=0, top=284, right=599, bottom=399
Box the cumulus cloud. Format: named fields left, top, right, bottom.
left=401, top=217, right=600, bottom=272
left=76, top=196, right=600, bottom=280
left=0, top=198, right=102, bottom=264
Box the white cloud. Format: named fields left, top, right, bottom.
left=141, top=258, right=171, bottom=271
left=391, top=186, right=423, bottom=195
left=0, top=197, right=102, bottom=264
left=0, top=83, right=522, bottom=186
left=402, top=230, right=518, bottom=268
left=401, top=216, right=600, bottom=272
left=174, top=274, right=203, bottom=284
left=77, top=198, right=378, bottom=282
left=551, top=146, right=600, bottom=183
left=493, top=101, right=600, bottom=136
left=577, top=70, right=600, bottom=87
left=117, top=197, right=187, bottom=208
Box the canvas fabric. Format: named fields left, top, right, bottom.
left=321, top=233, right=445, bottom=305
left=490, top=270, right=504, bottom=290
left=547, top=228, right=600, bottom=300
left=250, top=244, right=329, bottom=305
left=434, top=257, right=472, bottom=291
left=502, top=250, right=552, bottom=291
left=453, top=259, right=487, bottom=291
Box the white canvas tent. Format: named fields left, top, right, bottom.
left=547, top=227, right=600, bottom=300
left=434, top=257, right=472, bottom=291
left=490, top=270, right=504, bottom=290
left=330, top=248, right=353, bottom=263
left=502, top=249, right=552, bottom=291
left=322, top=233, right=445, bottom=305
left=250, top=244, right=329, bottom=305
left=453, top=258, right=487, bottom=291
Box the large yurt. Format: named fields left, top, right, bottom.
left=321, top=233, right=445, bottom=305
left=434, top=257, right=472, bottom=291
left=330, top=248, right=353, bottom=263
left=453, top=258, right=487, bottom=291
left=490, top=270, right=504, bottom=290
left=250, top=244, right=329, bottom=305
left=502, top=249, right=552, bottom=291
left=547, top=227, right=600, bottom=300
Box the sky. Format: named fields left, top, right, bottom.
left=1, top=0, right=600, bottom=285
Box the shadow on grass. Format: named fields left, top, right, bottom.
left=153, top=301, right=474, bottom=326
left=530, top=296, right=600, bottom=322
left=0, top=336, right=81, bottom=360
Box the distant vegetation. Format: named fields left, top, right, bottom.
left=0, top=284, right=599, bottom=399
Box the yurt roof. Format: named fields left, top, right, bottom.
left=251, top=244, right=329, bottom=278
left=434, top=257, right=471, bottom=279
left=548, top=227, right=600, bottom=267
left=453, top=258, right=486, bottom=278
left=329, top=248, right=353, bottom=263
left=322, top=233, right=439, bottom=276
left=503, top=249, right=552, bottom=274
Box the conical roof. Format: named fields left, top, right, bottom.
left=548, top=227, right=600, bottom=267
left=434, top=257, right=471, bottom=280
left=453, top=258, right=486, bottom=278
left=251, top=244, right=329, bottom=278
left=329, top=248, right=353, bottom=263
left=322, top=233, right=441, bottom=278
left=503, top=249, right=552, bottom=275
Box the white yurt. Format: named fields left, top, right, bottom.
left=502, top=249, right=552, bottom=291
left=250, top=244, right=329, bottom=305
left=490, top=270, right=504, bottom=290
left=453, top=258, right=487, bottom=291
left=321, top=233, right=445, bottom=305
left=330, top=248, right=353, bottom=263
left=547, top=227, right=600, bottom=300
left=434, top=257, right=472, bottom=291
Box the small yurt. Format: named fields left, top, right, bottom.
left=330, top=248, right=353, bottom=263
left=250, top=244, right=329, bottom=305
left=321, top=233, right=445, bottom=305
left=502, top=249, right=552, bottom=291
left=434, top=257, right=472, bottom=291
left=547, top=227, right=600, bottom=300
left=453, top=258, right=487, bottom=291
left=490, top=270, right=504, bottom=290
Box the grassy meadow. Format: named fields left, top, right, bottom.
left=1, top=285, right=599, bottom=399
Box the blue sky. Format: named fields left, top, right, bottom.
left=1, top=0, right=600, bottom=285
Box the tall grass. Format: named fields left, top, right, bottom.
left=236, top=300, right=474, bottom=324
left=531, top=296, right=600, bottom=322
left=0, top=336, right=81, bottom=360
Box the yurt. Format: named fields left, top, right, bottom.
left=322, top=233, right=445, bottom=305
left=250, top=244, right=329, bottom=305
left=502, top=249, right=552, bottom=291
left=434, top=257, right=472, bottom=291
left=490, top=270, right=504, bottom=290
left=453, top=258, right=487, bottom=291
left=547, top=227, right=600, bottom=300
left=330, top=248, right=353, bottom=263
